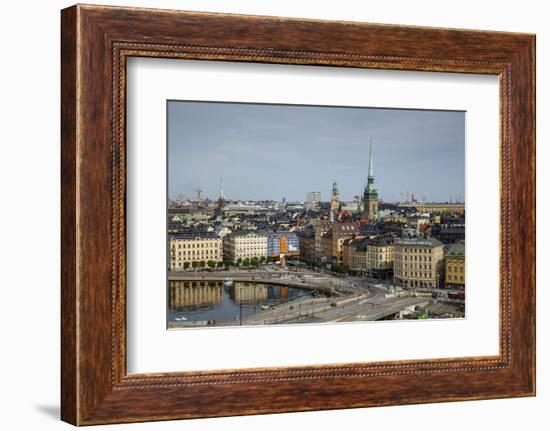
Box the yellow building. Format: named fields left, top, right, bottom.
left=445, top=243, right=465, bottom=289
left=342, top=237, right=393, bottom=278
left=397, top=202, right=465, bottom=215
left=331, top=222, right=360, bottom=262
left=394, top=237, right=444, bottom=288
left=366, top=237, right=394, bottom=278
left=169, top=232, right=222, bottom=270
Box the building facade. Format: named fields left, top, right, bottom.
left=223, top=230, right=268, bottom=263
left=342, top=237, right=368, bottom=272
left=306, top=191, right=321, bottom=210
left=331, top=222, right=361, bottom=262
left=365, top=237, right=394, bottom=279
left=298, top=229, right=316, bottom=262
left=168, top=232, right=222, bottom=270
left=267, top=231, right=300, bottom=257
left=363, top=143, right=379, bottom=218
left=393, top=237, right=444, bottom=288
left=445, top=242, right=465, bottom=289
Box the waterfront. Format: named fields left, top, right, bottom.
left=168, top=280, right=318, bottom=326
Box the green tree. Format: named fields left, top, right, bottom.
left=183, top=262, right=190, bottom=270
left=330, top=262, right=348, bottom=274
left=207, top=260, right=216, bottom=269
left=199, top=261, right=206, bottom=268
left=251, top=257, right=259, bottom=267
left=191, top=261, right=198, bottom=269
left=237, top=258, right=243, bottom=266
left=243, top=258, right=251, bottom=267
left=217, top=261, right=224, bottom=269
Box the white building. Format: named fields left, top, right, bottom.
left=306, top=192, right=322, bottom=210
left=223, top=230, right=268, bottom=263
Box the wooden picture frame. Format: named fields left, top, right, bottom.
left=61, top=4, right=535, bottom=425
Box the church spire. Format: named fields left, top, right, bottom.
left=368, top=139, right=374, bottom=179
left=363, top=139, right=379, bottom=219
left=219, top=176, right=225, bottom=200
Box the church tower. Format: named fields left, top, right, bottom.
left=215, top=177, right=225, bottom=217
left=362, top=143, right=379, bottom=218
left=330, top=180, right=340, bottom=212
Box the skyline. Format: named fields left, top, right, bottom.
left=168, top=100, right=465, bottom=202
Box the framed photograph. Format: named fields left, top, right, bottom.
left=61, top=4, right=536, bottom=425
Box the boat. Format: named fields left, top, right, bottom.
left=223, top=277, right=234, bottom=287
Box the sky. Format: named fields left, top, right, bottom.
left=168, top=100, right=465, bottom=203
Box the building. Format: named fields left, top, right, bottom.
left=298, top=228, right=316, bottom=262
left=362, top=143, right=379, bottom=218
left=223, top=230, right=268, bottom=263
left=306, top=191, right=322, bottom=210
left=331, top=222, right=361, bottom=262
left=223, top=202, right=266, bottom=215
left=393, top=237, right=444, bottom=288
left=445, top=242, right=465, bottom=289
left=321, top=232, right=333, bottom=262
left=365, top=237, right=395, bottom=279
left=397, top=202, right=465, bottom=215
left=342, top=237, right=368, bottom=272
left=431, top=224, right=466, bottom=244
left=168, top=232, right=223, bottom=270
left=313, top=220, right=332, bottom=261
left=267, top=231, right=300, bottom=257
left=330, top=181, right=340, bottom=212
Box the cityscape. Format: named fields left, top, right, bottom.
left=167, top=101, right=465, bottom=328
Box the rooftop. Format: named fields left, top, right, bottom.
left=446, top=242, right=465, bottom=257
left=170, top=231, right=220, bottom=240
left=394, top=237, right=443, bottom=247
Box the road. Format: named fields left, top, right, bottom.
left=168, top=267, right=456, bottom=327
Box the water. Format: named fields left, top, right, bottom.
left=168, top=280, right=313, bottom=325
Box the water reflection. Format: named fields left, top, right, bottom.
left=168, top=280, right=311, bottom=326
left=169, top=281, right=223, bottom=308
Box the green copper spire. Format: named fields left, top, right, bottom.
left=368, top=141, right=374, bottom=179
left=364, top=140, right=378, bottom=199
left=219, top=176, right=225, bottom=200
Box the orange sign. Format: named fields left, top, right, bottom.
left=280, top=236, right=288, bottom=253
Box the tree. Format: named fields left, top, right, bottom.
left=260, top=256, right=266, bottom=263
left=251, top=257, right=259, bottom=267
left=216, top=261, right=224, bottom=269
left=207, top=260, right=216, bottom=269
left=237, top=258, right=243, bottom=266
left=191, top=261, right=199, bottom=269
left=199, top=261, right=206, bottom=268
left=183, top=262, right=190, bottom=270
left=331, top=262, right=348, bottom=274
left=243, top=258, right=250, bottom=267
